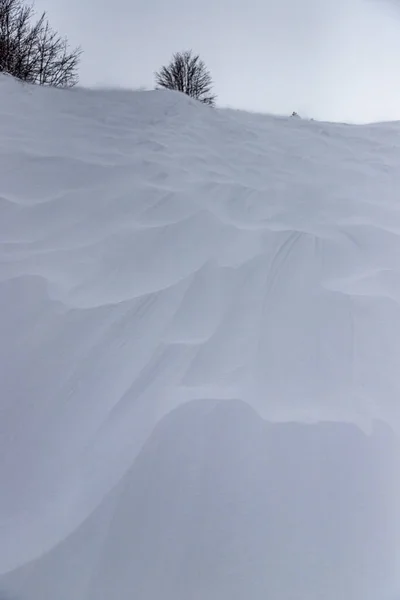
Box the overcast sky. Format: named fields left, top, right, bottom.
left=33, top=0, right=400, bottom=123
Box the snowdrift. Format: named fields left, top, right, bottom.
left=1, top=74, right=400, bottom=600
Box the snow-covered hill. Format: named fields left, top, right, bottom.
left=1, top=74, right=400, bottom=600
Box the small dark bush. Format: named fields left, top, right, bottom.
left=155, top=50, right=216, bottom=106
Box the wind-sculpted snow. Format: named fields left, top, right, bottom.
left=1, top=75, right=400, bottom=599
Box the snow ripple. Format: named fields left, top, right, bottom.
left=1, top=77, right=400, bottom=578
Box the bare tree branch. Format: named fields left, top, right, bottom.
left=155, top=50, right=216, bottom=106
left=0, top=0, right=81, bottom=87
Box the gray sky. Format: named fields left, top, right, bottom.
left=34, top=0, right=400, bottom=123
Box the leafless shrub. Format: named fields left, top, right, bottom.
left=0, top=0, right=81, bottom=87
left=155, top=50, right=216, bottom=106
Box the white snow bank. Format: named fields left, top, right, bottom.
left=1, top=75, right=400, bottom=599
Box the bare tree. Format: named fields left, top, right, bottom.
left=155, top=50, right=216, bottom=106
left=0, top=0, right=81, bottom=87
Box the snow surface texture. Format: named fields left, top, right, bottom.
left=1, top=74, right=400, bottom=599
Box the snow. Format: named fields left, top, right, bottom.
left=1, top=74, right=400, bottom=599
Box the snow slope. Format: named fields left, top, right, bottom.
left=1, top=74, right=400, bottom=599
